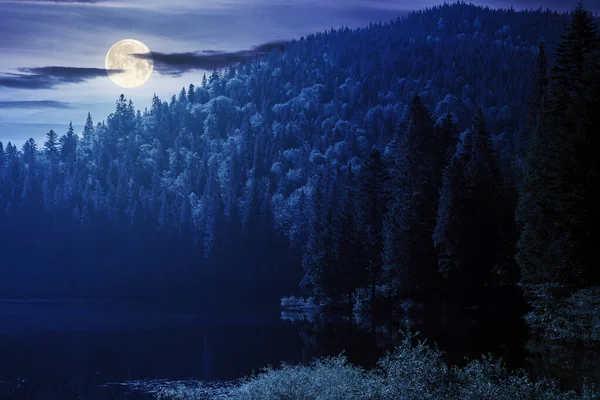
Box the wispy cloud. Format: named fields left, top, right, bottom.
left=0, top=101, right=73, bottom=109
left=134, top=41, right=287, bottom=76
left=0, top=66, right=122, bottom=89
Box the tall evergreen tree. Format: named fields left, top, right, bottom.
left=330, top=164, right=364, bottom=306
left=188, top=83, right=196, bottom=103
left=436, top=112, right=460, bottom=175
left=83, top=112, right=94, bottom=139
left=383, top=95, right=448, bottom=304
left=358, top=147, right=388, bottom=305
left=551, top=2, right=599, bottom=93
left=516, top=4, right=600, bottom=309
left=60, top=121, right=78, bottom=163
left=80, top=112, right=94, bottom=152
left=300, top=179, right=328, bottom=300
left=0, top=141, right=4, bottom=181
left=529, top=40, right=549, bottom=127
left=516, top=40, right=549, bottom=190
left=44, top=129, right=59, bottom=162
left=434, top=108, right=504, bottom=307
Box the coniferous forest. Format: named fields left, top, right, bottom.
left=1, top=1, right=600, bottom=397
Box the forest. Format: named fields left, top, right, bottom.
left=0, top=1, right=599, bottom=385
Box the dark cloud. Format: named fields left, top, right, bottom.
left=134, top=41, right=288, bottom=76
left=0, top=101, right=73, bottom=109
left=0, top=66, right=123, bottom=89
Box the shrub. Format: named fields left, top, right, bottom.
left=226, top=356, right=378, bottom=400
left=375, top=332, right=449, bottom=399
left=152, top=331, right=597, bottom=400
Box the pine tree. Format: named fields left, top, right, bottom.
left=209, top=68, right=219, bottom=85
left=188, top=83, right=196, bottom=103
left=516, top=40, right=549, bottom=190
left=551, top=2, right=599, bottom=94
left=178, top=87, right=187, bottom=104
left=434, top=108, right=504, bottom=308
left=436, top=112, right=460, bottom=174
left=20, top=138, right=38, bottom=204
left=4, top=142, right=19, bottom=185
left=300, top=180, right=327, bottom=300
left=516, top=3, right=600, bottom=308
left=331, top=164, right=364, bottom=306
left=60, top=121, right=78, bottom=163
left=44, top=129, right=59, bottom=162
left=151, top=94, right=161, bottom=116
left=383, top=95, right=447, bottom=304
left=83, top=112, right=94, bottom=139
left=358, top=147, right=388, bottom=305
left=529, top=40, right=548, bottom=127
left=0, top=141, right=4, bottom=181
left=81, top=112, right=95, bottom=157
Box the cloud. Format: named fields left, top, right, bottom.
left=0, top=66, right=123, bottom=89
left=0, top=101, right=73, bottom=109
left=134, top=41, right=287, bottom=76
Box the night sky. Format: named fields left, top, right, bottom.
left=0, top=0, right=590, bottom=146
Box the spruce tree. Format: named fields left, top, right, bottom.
left=434, top=108, right=503, bottom=308
left=358, top=147, right=388, bottom=305
left=0, top=141, right=4, bottom=180
left=516, top=4, right=600, bottom=308
left=188, top=83, right=196, bottom=103
left=383, top=95, right=447, bottom=304
left=529, top=40, right=548, bottom=127
left=82, top=112, right=95, bottom=154
left=60, top=121, right=78, bottom=163
left=332, top=164, right=364, bottom=306
left=300, top=180, right=327, bottom=300
left=436, top=112, right=460, bottom=175
left=83, top=112, right=94, bottom=138
left=44, top=129, right=59, bottom=161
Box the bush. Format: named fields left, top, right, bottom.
left=227, top=356, right=378, bottom=400
left=451, top=355, right=579, bottom=400
left=525, top=286, right=600, bottom=346
left=153, top=331, right=596, bottom=400
left=375, top=332, right=449, bottom=399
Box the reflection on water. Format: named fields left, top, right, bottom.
left=1, top=296, right=599, bottom=398
left=288, top=288, right=531, bottom=373
left=288, top=291, right=600, bottom=395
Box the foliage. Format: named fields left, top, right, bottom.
left=152, top=331, right=591, bottom=400
left=525, top=287, right=600, bottom=346
left=515, top=2, right=600, bottom=341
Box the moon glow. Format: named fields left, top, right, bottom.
left=105, top=39, right=153, bottom=89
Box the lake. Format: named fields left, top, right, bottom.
left=0, top=300, right=305, bottom=399
left=0, top=295, right=593, bottom=399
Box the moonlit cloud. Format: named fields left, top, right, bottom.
left=0, top=67, right=123, bottom=89
left=134, top=41, right=287, bottom=76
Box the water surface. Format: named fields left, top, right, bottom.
left=0, top=300, right=303, bottom=399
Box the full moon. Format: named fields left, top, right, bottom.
left=105, top=39, right=153, bottom=89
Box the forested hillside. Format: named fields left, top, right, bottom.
left=0, top=2, right=596, bottom=326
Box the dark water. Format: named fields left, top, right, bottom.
left=0, top=296, right=595, bottom=399
left=0, top=300, right=304, bottom=399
